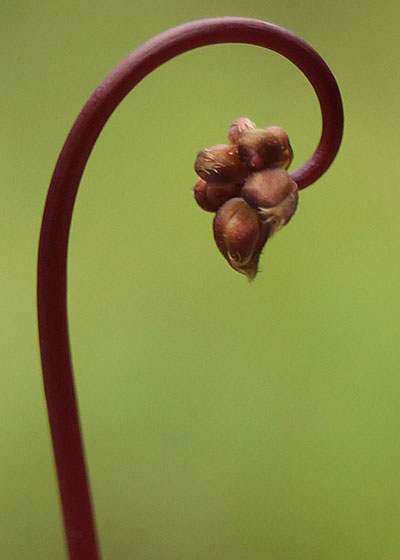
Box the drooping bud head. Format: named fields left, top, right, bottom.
left=193, top=178, right=241, bottom=212
left=227, top=117, right=256, bottom=145
left=213, top=197, right=269, bottom=281
left=194, top=144, right=248, bottom=183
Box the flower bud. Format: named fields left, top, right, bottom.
left=242, top=168, right=295, bottom=208
left=242, top=169, right=298, bottom=234
left=193, top=178, right=241, bottom=212
left=265, top=126, right=293, bottom=169
left=227, top=117, right=256, bottom=145
left=258, top=189, right=298, bottom=234
left=194, top=144, right=248, bottom=183
left=238, top=128, right=284, bottom=170
left=213, top=197, right=269, bottom=281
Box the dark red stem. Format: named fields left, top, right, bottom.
left=37, top=17, right=343, bottom=560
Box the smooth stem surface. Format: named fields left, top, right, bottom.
left=37, top=17, right=343, bottom=560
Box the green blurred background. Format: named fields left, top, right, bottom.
left=2, top=1, right=400, bottom=558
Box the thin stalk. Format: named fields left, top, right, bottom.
left=37, top=17, right=343, bottom=560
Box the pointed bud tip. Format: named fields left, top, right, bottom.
left=228, top=117, right=257, bottom=145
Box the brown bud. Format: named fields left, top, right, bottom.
left=242, top=168, right=295, bottom=208
left=227, top=117, right=256, bottom=145
left=238, top=128, right=284, bottom=170
left=213, top=197, right=269, bottom=281
left=265, top=126, right=294, bottom=169
left=194, top=144, right=248, bottom=183
left=238, top=126, right=295, bottom=171
left=193, top=178, right=241, bottom=212
left=242, top=169, right=298, bottom=234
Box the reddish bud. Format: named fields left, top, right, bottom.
left=238, top=126, right=294, bottom=171
left=193, top=178, right=241, bottom=212
left=242, top=169, right=298, bottom=234
left=213, top=197, right=269, bottom=281
left=194, top=144, right=248, bottom=183
left=227, top=117, right=256, bottom=145
left=238, top=128, right=283, bottom=170
left=242, top=168, right=295, bottom=208
left=265, top=126, right=294, bottom=169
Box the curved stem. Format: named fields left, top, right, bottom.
left=37, top=17, right=343, bottom=560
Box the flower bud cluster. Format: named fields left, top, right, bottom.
left=193, top=118, right=298, bottom=281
